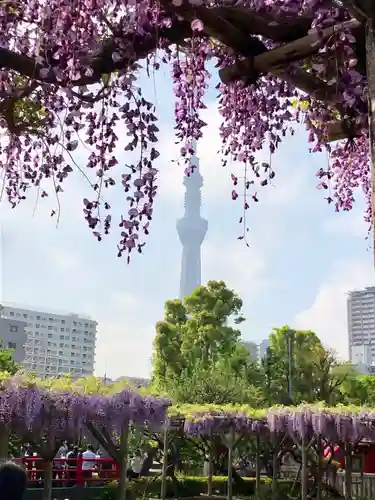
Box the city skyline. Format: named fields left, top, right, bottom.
left=0, top=63, right=372, bottom=379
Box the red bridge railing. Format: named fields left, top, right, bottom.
left=15, top=456, right=119, bottom=486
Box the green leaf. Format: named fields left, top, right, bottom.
left=101, top=73, right=111, bottom=86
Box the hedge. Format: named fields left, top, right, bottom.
left=96, top=476, right=293, bottom=500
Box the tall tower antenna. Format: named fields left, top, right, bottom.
left=176, top=141, right=208, bottom=300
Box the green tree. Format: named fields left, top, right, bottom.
left=152, top=281, right=245, bottom=385
left=151, top=280, right=262, bottom=404
left=0, top=343, right=19, bottom=375
left=339, top=372, right=375, bottom=405
left=168, top=361, right=265, bottom=406
left=263, top=325, right=342, bottom=405
left=312, top=351, right=351, bottom=405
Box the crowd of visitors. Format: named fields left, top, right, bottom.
left=21, top=441, right=116, bottom=487
left=16, top=440, right=150, bottom=491
left=0, top=440, right=151, bottom=498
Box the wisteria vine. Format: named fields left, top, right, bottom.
left=181, top=405, right=375, bottom=442
left=0, top=0, right=371, bottom=258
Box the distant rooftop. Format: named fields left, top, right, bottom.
left=98, top=376, right=150, bottom=388
left=0, top=301, right=95, bottom=322
left=348, top=286, right=375, bottom=295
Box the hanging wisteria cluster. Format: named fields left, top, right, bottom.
left=0, top=0, right=370, bottom=258
left=180, top=405, right=375, bottom=442
left=0, top=375, right=170, bottom=441
left=181, top=410, right=268, bottom=436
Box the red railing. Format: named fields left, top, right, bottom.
left=15, top=456, right=119, bottom=486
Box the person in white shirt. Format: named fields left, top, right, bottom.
left=82, top=445, right=97, bottom=484
left=131, top=451, right=143, bottom=478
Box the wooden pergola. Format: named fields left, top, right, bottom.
left=0, top=1, right=373, bottom=253
left=161, top=0, right=374, bottom=258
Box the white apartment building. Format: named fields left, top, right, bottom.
left=348, top=287, right=375, bottom=367
left=0, top=303, right=97, bottom=379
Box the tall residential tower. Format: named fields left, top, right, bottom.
left=0, top=303, right=97, bottom=378
left=348, top=286, right=375, bottom=370
left=176, top=144, right=208, bottom=300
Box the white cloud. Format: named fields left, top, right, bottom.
left=203, top=238, right=269, bottom=298
left=110, top=292, right=141, bottom=311
left=324, top=209, right=370, bottom=238
left=294, top=257, right=374, bottom=359
left=44, top=248, right=81, bottom=272
left=157, top=103, right=228, bottom=203
left=157, top=103, right=319, bottom=216
left=94, top=318, right=155, bottom=379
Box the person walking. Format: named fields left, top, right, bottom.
left=131, top=451, right=143, bottom=479
left=54, top=441, right=68, bottom=485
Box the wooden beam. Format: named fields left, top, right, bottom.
left=327, top=121, right=348, bottom=142
left=161, top=1, right=253, bottom=55
left=210, top=7, right=313, bottom=43
left=272, top=66, right=339, bottom=104
left=220, top=60, right=339, bottom=105
left=219, top=18, right=360, bottom=86
left=164, top=3, right=315, bottom=55
left=336, top=0, right=368, bottom=21
left=253, top=18, right=360, bottom=70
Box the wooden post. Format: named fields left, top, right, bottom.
left=42, top=460, right=53, bottom=500
left=160, top=425, right=169, bottom=500
left=207, top=428, right=213, bottom=497
left=117, top=420, right=130, bottom=500
left=271, top=434, right=278, bottom=500
left=0, top=428, right=9, bottom=462
left=227, top=426, right=235, bottom=500
left=255, top=434, right=261, bottom=498
left=344, top=443, right=353, bottom=500
left=301, top=432, right=308, bottom=500
left=316, top=436, right=322, bottom=500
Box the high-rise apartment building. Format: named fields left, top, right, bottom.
left=0, top=317, right=27, bottom=363
left=0, top=303, right=97, bottom=379
left=348, top=286, right=375, bottom=366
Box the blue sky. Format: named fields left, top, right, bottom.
left=0, top=63, right=373, bottom=379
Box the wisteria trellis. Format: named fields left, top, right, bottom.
left=0, top=0, right=371, bottom=257
left=177, top=405, right=375, bottom=442
left=0, top=375, right=170, bottom=439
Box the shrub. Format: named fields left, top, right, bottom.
left=96, top=476, right=292, bottom=500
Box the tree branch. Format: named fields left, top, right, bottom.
left=85, top=422, right=119, bottom=460
left=0, top=21, right=192, bottom=89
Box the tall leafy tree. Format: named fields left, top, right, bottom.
left=151, top=280, right=261, bottom=400
left=340, top=372, right=375, bottom=405
left=152, top=281, right=244, bottom=379
left=262, top=326, right=345, bottom=405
